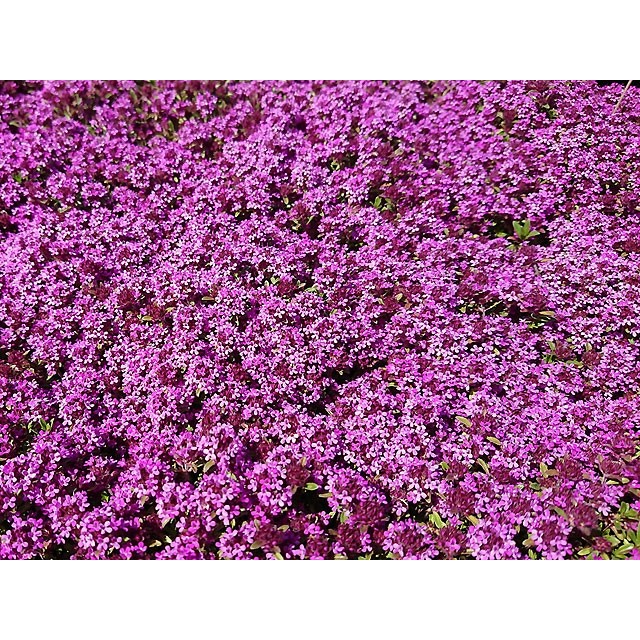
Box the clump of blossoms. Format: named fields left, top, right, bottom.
left=1, top=80, right=640, bottom=559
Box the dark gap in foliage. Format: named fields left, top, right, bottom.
left=329, top=359, right=388, bottom=385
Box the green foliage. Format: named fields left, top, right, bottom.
left=512, top=218, right=540, bottom=241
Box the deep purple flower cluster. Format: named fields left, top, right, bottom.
left=1, top=81, right=640, bottom=559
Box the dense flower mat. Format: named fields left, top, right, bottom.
left=1, top=81, right=640, bottom=559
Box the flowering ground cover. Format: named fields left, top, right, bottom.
left=1, top=80, right=640, bottom=559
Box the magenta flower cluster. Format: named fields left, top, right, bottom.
left=1, top=81, right=640, bottom=559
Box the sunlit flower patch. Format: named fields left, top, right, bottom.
left=1, top=81, right=639, bottom=559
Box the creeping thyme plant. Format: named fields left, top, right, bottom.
left=1, top=81, right=639, bottom=559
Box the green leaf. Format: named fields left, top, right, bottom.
left=476, top=458, right=490, bottom=474
left=487, top=436, right=502, bottom=447
left=429, top=512, right=446, bottom=529
left=250, top=541, right=263, bottom=550
left=513, top=219, right=537, bottom=241
left=202, top=459, right=215, bottom=473
left=455, top=416, right=471, bottom=427
left=305, top=482, right=319, bottom=491
left=513, top=220, right=524, bottom=239
left=577, top=547, right=592, bottom=556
